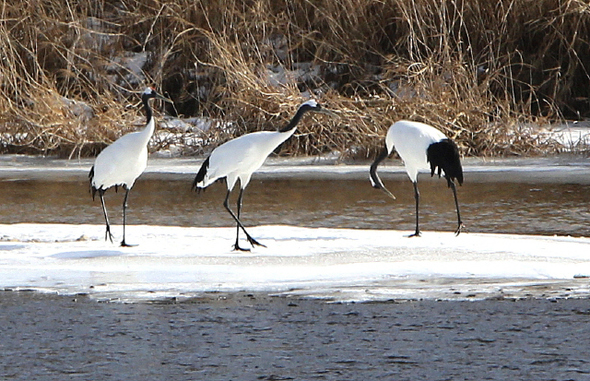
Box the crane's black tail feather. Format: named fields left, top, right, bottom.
left=426, top=139, right=463, bottom=187
left=192, top=156, right=210, bottom=193
left=89, top=166, right=98, bottom=200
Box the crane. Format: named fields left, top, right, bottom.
left=370, top=120, right=464, bottom=236
left=193, top=100, right=332, bottom=251
left=89, top=87, right=171, bottom=246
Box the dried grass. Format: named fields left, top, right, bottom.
left=1, top=0, right=588, bottom=158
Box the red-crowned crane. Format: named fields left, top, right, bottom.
left=89, top=87, right=172, bottom=246
left=192, top=100, right=332, bottom=251
left=370, top=120, right=464, bottom=236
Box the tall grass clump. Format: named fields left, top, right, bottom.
left=0, top=0, right=588, bottom=157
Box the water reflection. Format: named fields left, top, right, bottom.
left=0, top=177, right=588, bottom=237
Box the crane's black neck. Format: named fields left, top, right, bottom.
left=279, top=106, right=309, bottom=133
left=142, top=95, right=153, bottom=126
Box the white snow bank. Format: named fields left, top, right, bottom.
left=541, top=120, right=590, bottom=150
left=1, top=223, right=589, bottom=303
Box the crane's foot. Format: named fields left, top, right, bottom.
left=247, top=236, right=266, bottom=248
left=120, top=240, right=137, bottom=247
left=454, top=222, right=465, bottom=236
left=233, top=243, right=251, bottom=252
left=104, top=229, right=114, bottom=243
left=232, top=236, right=267, bottom=251
left=407, top=230, right=421, bottom=238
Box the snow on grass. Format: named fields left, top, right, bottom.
left=1, top=223, right=589, bottom=303
left=540, top=120, right=590, bottom=152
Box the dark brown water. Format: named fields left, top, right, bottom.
left=1, top=177, right=589, bottom=237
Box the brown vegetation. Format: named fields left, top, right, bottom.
left=1, top=0, right=589, bottom=157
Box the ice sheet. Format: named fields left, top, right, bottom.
left=1, top=223, right=589, bottom=302
left=1, top=155, right=589, bottom=184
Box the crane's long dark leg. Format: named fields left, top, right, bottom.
left=408, top=181, right=421, bottom=237
left=98, top=189, right=114, bottom=243
left=120, top=187, right=136, bottom=247
left=449, top=180, right=464, bottom=236
left=234, top=188, right=243, bottom=250
left=224, top=189, right=265, bottom=251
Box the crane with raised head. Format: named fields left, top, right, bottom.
left=193, top=100, right=333, bottom=251
left=89, top=87, right=172, bottom=246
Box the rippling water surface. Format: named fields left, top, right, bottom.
left=1, top=176, right=588, bottom=237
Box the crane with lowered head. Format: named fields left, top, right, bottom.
left=370, top=120, right=465, bottom=237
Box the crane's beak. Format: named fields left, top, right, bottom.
left=317, top=106, right=337, bottom=117
left=156, top=93, right=173, bottom=104
left=369, top=146, right=396, bottom=200
left=378, top=184, right=397, bottom=200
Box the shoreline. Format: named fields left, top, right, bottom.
left=1, top=154, right=589, bottom=183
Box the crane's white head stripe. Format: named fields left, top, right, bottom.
left=301, top=99, right=318, bottom=108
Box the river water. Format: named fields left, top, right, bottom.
left=1, top=175, right=589, bottom=237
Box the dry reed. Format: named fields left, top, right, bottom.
left=1, top=0, right=588, bottom=157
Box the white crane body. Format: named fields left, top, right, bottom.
left=193, top=100, right=331, bottom=251
left=91, top=123, right=152, bottom=191
left=89, top=87, right=171, bottom=246
left=386, top=120, right=447, bottom=182
left=370, top=120, right=464, bottom=236
left=197, top=129, right=295, bottom=191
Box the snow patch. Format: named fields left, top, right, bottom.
left=1, top=223, right=589, bottom=303
left=543, top=120, right=590, bottom=150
